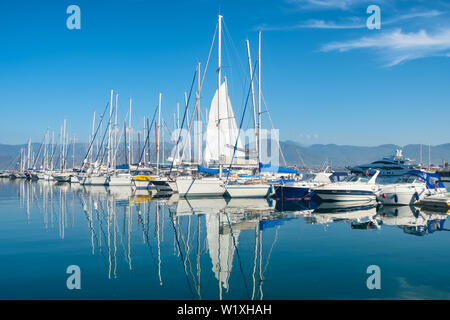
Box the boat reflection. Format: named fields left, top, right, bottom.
left=9, top=179, right=450, bottom=300
left=377, top=205, right=448, bottom=236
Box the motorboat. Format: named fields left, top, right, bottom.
left=350, top=149, right=416, bottom=177
left=379, top=170, right=447, bottom=205
left=274, top=171, right=348, bottom=200
left=314, top=170, right=381, bottom=202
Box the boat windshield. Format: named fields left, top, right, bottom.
left=397, top=175, right=418, bottom=184
left=344, top=174, right=369, bottom=183
left=344, top=175, right=360, bottom=182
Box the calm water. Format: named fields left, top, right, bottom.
left=0, top=179, right=449, bottom=300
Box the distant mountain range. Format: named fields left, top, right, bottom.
left=1, top=141, right=449, bottom=170
left=278, top=141, right=450, bottom=168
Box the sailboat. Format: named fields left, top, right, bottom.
left=176, top=15, right=228, bottom=197
left=223, top=31, right=271, bottom=198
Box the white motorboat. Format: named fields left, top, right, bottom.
left=379, top=170, right=447, bottom=205
left=314, top=170, right=381, bottom=202
left=274, top=171, right=348, bottom=200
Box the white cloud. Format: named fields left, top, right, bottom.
left=260, top=10, right=444, bottom=31
left=321, top=28, right=450, bottom=66
left=286, top=0, right=373, bottom=10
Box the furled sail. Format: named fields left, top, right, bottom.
left=203, top=79, right=246, bottom=165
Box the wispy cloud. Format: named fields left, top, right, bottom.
left=260, top=10, right=444, bottom=31
left=286, top=0, right=375, bottom=10
left=321, top=28, right=450, bottom=66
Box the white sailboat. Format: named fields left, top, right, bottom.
left=176, top=15, right=228, bottom=197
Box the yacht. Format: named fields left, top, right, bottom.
left=314, top=170, right=381, bottom=202
left=350, top=149, right=416, bottom=177
left=274, top=171, right=348, bottom=200
left=379, top=170, right=447, bottom=205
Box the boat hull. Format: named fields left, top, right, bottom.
left=108, top=176, right=133, bottom=186
left=315, top=190, right=377, bottom=202
left=225, top=184, right=271, bottom=198
left=176, top=178, right=225, bottom=197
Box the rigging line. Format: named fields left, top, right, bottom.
left=225, top=59, right=257, bottom=183
left=134, top=105, right=158, bottom=172
left=82, top=101, right=110, bottom=167
left=222, top=19, right=248, bottom=111
left=177, top=216, right=199, bottom=290
left=172, top=23, right=217, bottom=170
left=94, top=102, right=116, bottom=167
left=168, top=208, right=197, bottom=299
left=168, top=69, right=197, bottom=176
left=223, top=211, right=251, bottom=300
left=262, top=226, right=279, bottom=275
left=111, top=110, right=130, bottom=167
left=260, top=89, right=287, bottom=167
left=138, top=202, right=160, bottom=270
left=32, top=128, right=49, bottom=169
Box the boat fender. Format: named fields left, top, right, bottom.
left=382, top=193, right=387, bottom=199
left=394, top=194, right=398, bottom=203
left=414, top=192, right=419, bottom=201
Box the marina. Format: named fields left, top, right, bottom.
left=2, top=1, right=450, bottom=303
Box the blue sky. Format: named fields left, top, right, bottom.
left=1, top=0, right=449, bottom=146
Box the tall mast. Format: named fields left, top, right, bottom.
left=128, top=98, right=132, bottom=168
left=257, top=30, right=262, bottom=166
left=72, top=135, right=75, bottom=169
left=114, top=93, right=118, bottom=170
left=91, top=110, right=96, bottom=164
left=176, top=102, right=180, bottom=164
left=143, top=117, right=147, bottom=165
left=27, top=137, right=31, bottom=169
left=107, top=90, right=113, bottom=171
left=218, top=14, right=223, bottom=178
left=196, top=62, right=201, bottom=165
left=157, top=93, right=162, bottom=175
left=162, top=117, right=165, bottom=167
left=246, top=39, right=258, bottom=158
left=62, top=119, right=67, bottom=170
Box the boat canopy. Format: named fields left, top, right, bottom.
left=404, top=170, right=445, bottom=189
left=198, top=165, right=229, bottom=174
left=116, top=164, right=129, bottom=170
left=259, top=163, right=298, bottom=174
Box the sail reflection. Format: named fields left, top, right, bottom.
left=8, top=179, right=450, bottom=299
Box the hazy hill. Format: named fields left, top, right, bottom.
left=1, top=141, right=449, bottom=170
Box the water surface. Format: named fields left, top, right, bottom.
left=0, top=179, right=449, bottom=299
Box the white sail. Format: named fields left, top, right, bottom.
left=203, top=79, right=245, bottom=165
left=206, top=212, right=240, bottom=291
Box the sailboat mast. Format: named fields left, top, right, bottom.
left=257, top=30, right=262, bottom=167
left=107, top=90, right=113, bottom=172
left=62, top=119, right=66, bottom=171
left=91, top=110, right=96, bottom=164
left=246, top=39, right=258, bottom=159
left=128, top=98, right=132, bottom=168
left=218, top=14, right=223, bottom=178
left=197, top=62, right=201, bottom=165
left=114, top=93, right=118, bottom=171
left=157, top=93, right=162, bottom=175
